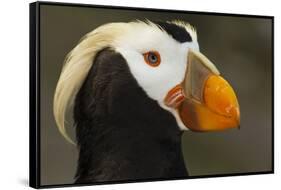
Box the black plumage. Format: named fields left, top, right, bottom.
left=74, top=49, right=188, bottom=183
left=156, top=21, right=192, bottom=43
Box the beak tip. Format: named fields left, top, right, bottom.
left=232, top=106, right=240, bottom=125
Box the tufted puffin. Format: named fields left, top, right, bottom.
left=53, top=20, right=240, bottom=183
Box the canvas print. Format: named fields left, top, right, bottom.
left=29, top=2, right=273, bottom=188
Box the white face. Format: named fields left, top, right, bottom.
left=114, top=22, right=199, bottom=130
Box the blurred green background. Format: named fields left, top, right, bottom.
left=40, top=3, right=273, bottom=186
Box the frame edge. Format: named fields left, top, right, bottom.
left=29, top=1, right=40, bottom=189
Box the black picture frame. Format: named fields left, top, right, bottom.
left=29, top=1, right=274, bottom=188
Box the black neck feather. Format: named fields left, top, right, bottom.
left=73, top=49, right=188, bottom=183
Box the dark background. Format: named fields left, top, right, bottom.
left=40, top=4, right=273, bottom=186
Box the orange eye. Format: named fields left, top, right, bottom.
left=143, top=51, right=161, bottom=67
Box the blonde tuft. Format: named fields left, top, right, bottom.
left=53, top=22, right=127, bottom=144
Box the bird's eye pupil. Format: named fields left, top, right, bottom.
left=148, top=53, right=158, bottom=63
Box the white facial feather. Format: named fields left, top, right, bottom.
left=114, top=22, right=199, bottom=130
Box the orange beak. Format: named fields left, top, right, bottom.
left=165, top=49, right=240, bottom=131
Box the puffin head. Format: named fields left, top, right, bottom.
left=54, top=20, right=240, bottom=143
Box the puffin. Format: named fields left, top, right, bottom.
left=53, top=20, right=240, bottom=183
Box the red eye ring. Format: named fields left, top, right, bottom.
left=143, top=51, right=161, bottom=67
